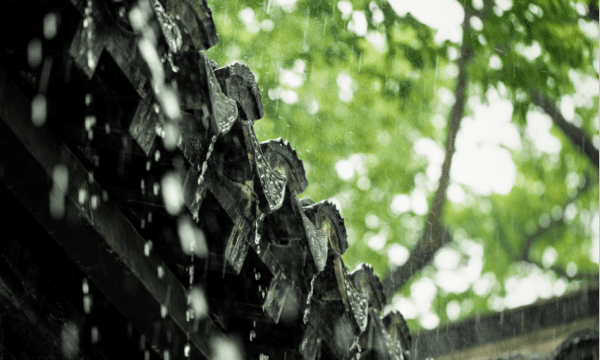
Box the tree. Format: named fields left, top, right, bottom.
left=205, top=0, right=599, bottom=331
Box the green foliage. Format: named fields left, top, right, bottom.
left=206, top=0, right=599, bottom=331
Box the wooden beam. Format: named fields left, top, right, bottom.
left=0, top=68, right=222, bottom=360
left=0, top=222, right=111, bottom=360
left=411, top=287, right=599, bottom=359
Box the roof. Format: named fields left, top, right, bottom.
left=0, top=0, right=410, bottom=359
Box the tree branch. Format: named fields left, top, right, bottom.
left=518, top=173, right=596, bottom=279
left=530, top=90, right=599, bottom=169
left=522, top=173, right=592, bottom=261
left=382, top=16, right=472, bottom=300
left=587, top=0, right=599, bottom=22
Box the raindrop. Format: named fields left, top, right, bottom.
left=104, top=123, right=110, bottom=134
left=189, top=286, right=208, bottom=319
left=144, top=240, right=153, bottom=256
left=27, top=38, right=42, bottom=68
left=91, top=195, right=98, bottom=209
left=78, top=188, right=87, bottom=205
left=249, top=330, right=256, bottom=341
left=177, top=217, right=208, bottom=257
left=82, top=278, right=89, bottom=294
left=85, top=115, right=96, bottom=131
left=155, top=150, right=161, bottom=162
left=303, top=275, right=317, bottom=324
left=212, top=337, right=242, bottom=360
left=83, top=294, right=92, bottom=314
left=43, top=12, right=59, bottom=39
left=85, top=93, right=93, bottom=106
left=102, top=190, right=108, bottom=201
left=157, top=265, right=165, bottom=279
left=162, top=172, right=184, bottom=215
left=153, top=182, right=160, bottom=196
left=146, top=160, right=151, bottom=171
left=184, top=343, right=191, bottom=357
left=50, top=164, right=68, bottom=219
left=61, top=322, right=79, bottom=359
left=144, top=350, right=150, bottom=360
left=31, top=94, right=47, bottom=127
left=162, top=122, right=180, bottom=151
left=91, top=326, right=99, bottom=344
left=163, top=350, right=170, bottom=360
left=161, top=304, right=168, bottom=318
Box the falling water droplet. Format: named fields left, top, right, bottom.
left=157, top=265, right=164, bottom=279
left=27, top=38, right=42, bottom=68
left=144, top=240, right=153, bottom=256
left=78, top=188, right=87, bottom=205
left=31, top=94, right=47, bottom=127
left=91, top=326, right=99, bottom=344
left=43, top=12, right=59, bottom=39
left=90, top=195, right=98, bottom=209
left=83, top=294, right=92, bottom=314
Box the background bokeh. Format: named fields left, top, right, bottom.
left=205, top=0, right=599, bottom=332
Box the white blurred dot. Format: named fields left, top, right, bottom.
left=357, top=176, right=371, bottom=191
left=433, top=248, right=461, bottom=270
left=446, top=300, right=460, bottom=320
left=161, top=172, right=184, bottom=215
left=31, top=94, right=47, bottom=127
left=238, top=8, right=255, bottom=25
left=335, top=159, right=354, bottom=180
left=390, top=194, right=410, bottom=214
left=473, top=272, right=496, bottom=296
left=365, top=213, right=380, bottom=229
left=162, top=122, right=180, bottom=151
left=348, top=11, right=367, bottom=36
left=337, top=1, right=353, bottom=18
left=410, top=189, right=428, bottom=215
left=447, top=183, right=465, bottom=204
left=189, top=286, right=208, bottom=319
left=392, top=296, right=416, bottom=319
left=566, top=262, right=577, bottom=277
left=420, top=312, right=439, bottom=329
left=489, top=54, right=502, bottom=70
left=542, top=247, right=557, bottom=268
left=211, top=337, right=242, bottom=360
left=553, top=278, right=566, bottom=296
left=367, top=232, right=386, bottom=251
left=387, top=244, right=409, bottom=266
left=411, top=277, right=437, bottom=303
left=61, top=322, right=79, bottom=359
left=44, top=12, right=59, bottom=39
left=177, top=217, right=208, bottom=258
left=28, top=38, right=42, bottom=68
left=469, top=16, right=483, bottom=31
left=435, top=270, right=469, bottom=293
left=260, top=19, right=274, bottom=32
left=307, top=100, right=319, bottom=115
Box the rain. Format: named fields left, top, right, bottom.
left=0, top=0, right=597, bottom=359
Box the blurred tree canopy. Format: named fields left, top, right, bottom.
left=205, top=0, right=599, bottom=331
